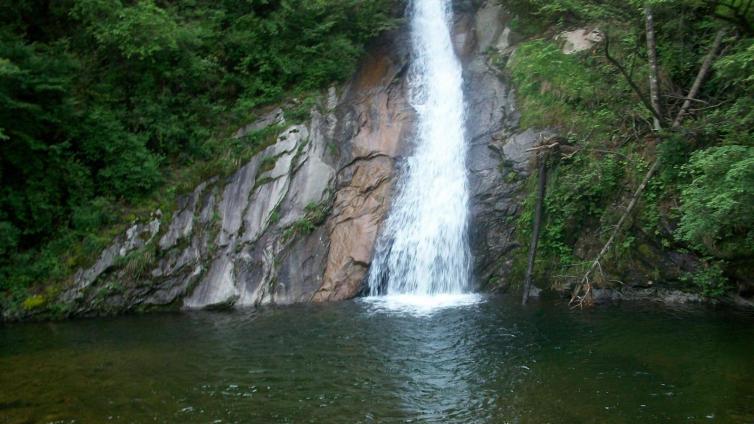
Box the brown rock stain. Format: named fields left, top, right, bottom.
left=313, top=44, right=415, bottom=302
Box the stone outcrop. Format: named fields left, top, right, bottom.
left=52, top=0, right=541, bottom=317
left=556, top=28, right=604, bottom=54
left=459, top=1, right=540, bottom=289
left=56, top=24, right=416, bottom=316
left=59, top=213, right=161, bottom=306
left=314, top=38, right=414, bottom=302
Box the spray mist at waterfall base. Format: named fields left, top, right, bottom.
left=361, top=293, right=483, bottom=315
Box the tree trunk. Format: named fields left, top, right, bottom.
left=645, top=6, right=663, bottom=130
left=673, top=29, right=726, bottom=127
left=522, top=152, right=548, bottom=305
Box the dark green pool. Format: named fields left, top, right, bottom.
left=1, top=295, right=753, bottom=423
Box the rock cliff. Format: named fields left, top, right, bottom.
left=55, top=1, right=536, bottom=317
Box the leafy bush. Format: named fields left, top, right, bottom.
left=685, top=263, right=730, bottom=298
left=677, top=145, right=754, bottom=258
left=21, top=294, right=46, bottom=311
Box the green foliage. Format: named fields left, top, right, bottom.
left=21, top=294, right=46, bottom=311
left=508, top=33, right=640, bottom=276
left=507, top=0, right=754, bottom=297
left=677, top=146, right=754, bottom=258
left=518, top=154, right=626, bottom=271
left=511, top=40, right=598, bottom=104
left=684, top=262, right=730, bottom=298
left=286, top=219, right=316, bottom=239
left=304, top=202, right=329, bottom=226
left=503, top=0, right=639, bottom=36
left=0, top=221, right=19, bottom=257
left=285, top=95, right=320, bottom=124
left=283, top=201, right=330, bottom=241
left=712, top=0, right=754, bottom=35
left=221, top=124, right=285, bottom=179
left=268, top=208, right=281, bottom=226
left=0, top=0, right=396, bottom=300
left=707, top=39, right=754, bottom=146
left=114, top=240, right=158, bottom=281
left=508, top=38, right=641, bottom=137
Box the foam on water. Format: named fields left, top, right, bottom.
left=361, top=294, right=483, bottom=316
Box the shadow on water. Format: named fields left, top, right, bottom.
left=1, top=296, right=754, bottom=423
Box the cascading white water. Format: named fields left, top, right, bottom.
left=367, top=0, right=474, bottom=306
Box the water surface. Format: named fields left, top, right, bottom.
left=1, top=296, right=753, bottom=423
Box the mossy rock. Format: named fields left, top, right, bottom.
left=22, top=295, right=46, bottom=311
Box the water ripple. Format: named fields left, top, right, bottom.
left=1, top=297, right=754, bottom=423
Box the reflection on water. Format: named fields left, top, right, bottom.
left=363, top=294, right=484, bottom=422
left=1, top=296, right=754, bottom=423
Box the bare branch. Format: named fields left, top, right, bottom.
left=603, top=33, right=664, bottom=125
left=525, top=142, right=560, bottom=152
left=672, top=29, right=726, bottom=127
left=663, top=94, right=708, bottom=104
left=570, top=158, right=661, bottom=307
left=688, top=100, right=730, bottom=112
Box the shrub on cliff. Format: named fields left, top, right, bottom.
left=677, top=146, right=754, bottom=259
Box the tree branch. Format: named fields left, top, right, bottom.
left=603, top=33, right=664, bottom=125
left=570, top=158, right=661, bottom=308
left=673, top=29, right=726, bottom=127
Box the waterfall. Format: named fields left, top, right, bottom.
left=367, top=0, right=472, bottom=301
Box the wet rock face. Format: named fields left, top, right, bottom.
left=58, top=24, right=416, bottom=315
left=314, top=35, right=414, bottom=302
left=457, top=1, right=539, bottom=289
left=314, top=155, right=396, bottom=301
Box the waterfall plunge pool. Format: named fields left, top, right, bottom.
left=2, top=295, right=753, bottom=423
